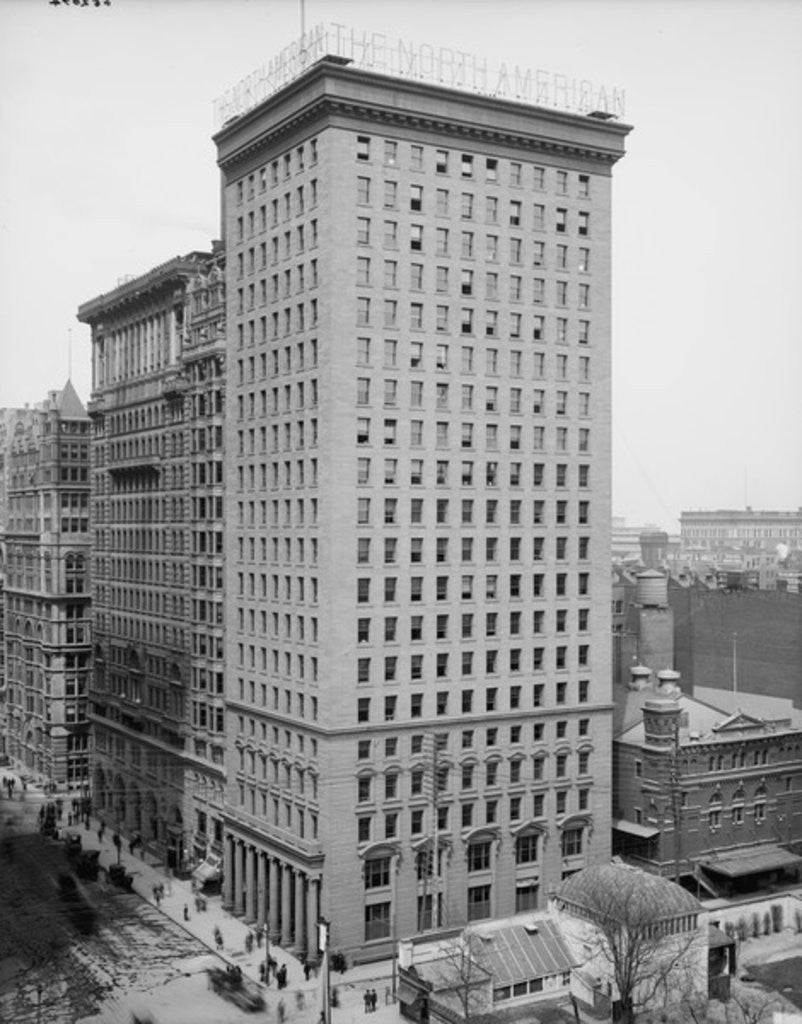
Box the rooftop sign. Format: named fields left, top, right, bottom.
left=214, top=22, right=625, bottom=128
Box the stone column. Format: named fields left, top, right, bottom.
left=233, top=840, right=245, bottom=916
left=245, top=844, right=256, bottom=922
left=294, top=870, right=305, bottom=951
left=306, top=876, right=319, bottom=962
left=268, top=857, right=280, bottom=943
left=223, top=833, right=235, bottom=911
left=257, top=851, right=267, bottom=927
left=280, top=863, right=292, bottom=946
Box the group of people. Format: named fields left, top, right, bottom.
left=362, top=988, right=380, bottom=1013
left=152, top=882, right=166, bottom=907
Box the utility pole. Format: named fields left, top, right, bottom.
left=732, top=632, right=738, bottom=696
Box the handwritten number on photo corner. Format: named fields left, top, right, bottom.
left=50, top=1, right=112, bottom=7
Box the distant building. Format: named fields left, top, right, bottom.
left=680, top=508, right=802, bottom=588
left=78, top=248, right=227, bottom=870
left=1, top=383, right=92, bottom=787
left=613, top=668, right=802, bottom=895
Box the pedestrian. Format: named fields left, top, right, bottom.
left=245, top=930, right=254, bottom=954
left=214, top=926, right=223, bottom=951
left=258, top=961, right=266, bottom=984
left=55, top=798, right=63, bottom=819
left=183, top=904, right=189, bottom=921
left=363, top=990, right=371, bottom=1014
left=277, top=999, right=286, bottom=1023
left=194, top=894, right=201, bottom=913
left=256, top=925, right=264, bottom=949
left=71, top=798, right=78, bottom=814
left=277, top=963, right=287, bottom=990
left=303, top=959, right=311, bottom=981
left=153, top=884, right=161, bottom=908
left=370, top=988, right=377, bottom=1011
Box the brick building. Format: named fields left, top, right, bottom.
left=613, top=669, right=802, bottom=894
left=216, top=53, right=630, bottom=958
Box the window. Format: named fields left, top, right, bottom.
left=578, top=211, right=589, bottom=236
left=356, top=136, right=370, bottom=161
left=436, top=149, right=448, bottom=173
left=467, top=884, right=491, bottom=922
left=461, top=153, right=474, bottom=177
left=516, top=834, right=539, bottom=864
left=410, top=224, right=423, bottom=251
left=468, top=841, right=491, bottom=872
left=364, top=902, right=390, bottom=941
left=561, top=827, right=583, bottom=857
left=410, top=184, right=423, bottom=211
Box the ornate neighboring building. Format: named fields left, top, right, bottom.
left=77, top=248, right=227, bottom=870
left=1, top=384, right=92, bottom=787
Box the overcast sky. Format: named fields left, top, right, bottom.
left=1, top=0, right=800, bottom=531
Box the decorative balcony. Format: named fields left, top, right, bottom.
left=161, top=372, right=189, bottom=398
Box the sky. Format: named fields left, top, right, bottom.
left=0, top=0, right=800, bottom=532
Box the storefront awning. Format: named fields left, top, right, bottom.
left=701, top=844, right=802, bottom=879
left=613, top=818, right=660, bottom=839
left=398, top=980, right=421, bottom=1004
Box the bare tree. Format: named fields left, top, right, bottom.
left=428, top=930, right=493, bottom=1024
left=663, top=984, right=783, bottom=1024
left=723, top=988, right=785, bottom=1024
left=565, top=883, right=704, bottom=1024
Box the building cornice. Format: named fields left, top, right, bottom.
left=216, top=59, right=630, bottom=176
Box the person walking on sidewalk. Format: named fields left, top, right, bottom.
left=213, top=926, right=223, bottom=951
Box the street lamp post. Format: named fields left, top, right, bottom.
left=318, top=917, right=331, bottom=1024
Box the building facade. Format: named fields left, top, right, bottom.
left=613, top=672, right=802, bottom=892
left=216, top=56, right=630, bottom=958
left=680, top=508, right=802, bottom=587
left=78, top=251, right=228, bottom=869
left=1, top=384, right=92, bottom=786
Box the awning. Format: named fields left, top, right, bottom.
left=613, top=818, right=660, bottom=839
left=398, top=980, right=421, bottom=1004
left=700, top=844, right=802, bottom=879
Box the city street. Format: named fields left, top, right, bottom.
left=0, top=769, right=399, bottom=1024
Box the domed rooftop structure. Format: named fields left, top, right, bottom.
left=555, top=863, right=701, bottom=921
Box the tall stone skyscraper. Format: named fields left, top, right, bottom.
left=215, top=52, right=630, bottom=958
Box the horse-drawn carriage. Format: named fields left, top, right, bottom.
left=206, top=964, right=265, bottom=1012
